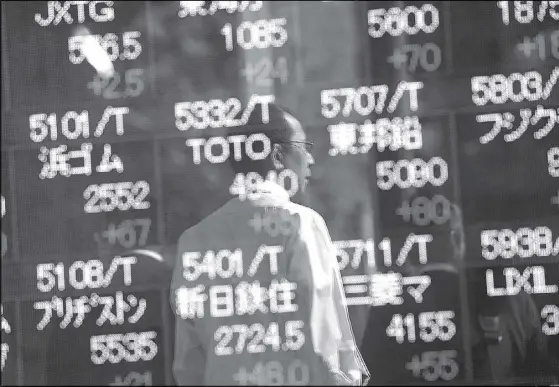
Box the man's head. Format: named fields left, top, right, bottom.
left=229, top=103, right=315, bottom=194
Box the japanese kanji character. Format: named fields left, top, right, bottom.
left=358, top=119, right=376, bottom=153
left=38, top=145, right=70, bottom=179
left=375, top=118, right=398, bottom=151
left=71, top=296, right=91, bottom=328
left=370, top=272, right=404, bottom=306
left=477, top=112, right=514, bottom=144
left=269, top=279, right=298, bottom=313
left=504, top=108, right=532, bottom=142
left=1, top=305, right=10, bottom=334
left=402, top=275, right=432, bottom=303
left=0, top=233, right=6, bottom=258
left=90, top=291, right=126, bottom=326
left=126, top=294, right=147, bottom=324
left=217, top=1, right=238, bottom=12
left=59, top=296, right=91, bottom=329
left=34, top=298, right=56, bottom=330
left=60, top=297, right=74, bottom=329
left=38, top=143, right=92, bottom=179
left=328, top=122, right=358, bottom=156
left=0, top=343, right=8, bottom=372
left=342, top=275, right=371, bottom=307
left=210, top=285, right=234, bottom=318
left=235, top=281, right=269, bottom=315
left=531, top=105, right=558, bottom=140
left=1, top=303, right=10, bottom=370
left=175, top=285, right=208, bottom=319
left=178, top=1, right=205, bottom=17
left=96, top=144, right=124, bottom=173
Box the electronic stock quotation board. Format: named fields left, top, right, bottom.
left=1, top=1, right=558, bottom=386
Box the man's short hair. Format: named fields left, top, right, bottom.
left=228, top=102, right=294, bottom=176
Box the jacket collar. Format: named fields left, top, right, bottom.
left=250, top=180, right=290, bottom=206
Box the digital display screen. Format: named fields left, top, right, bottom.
left=1, top=1, right=558, bottom=386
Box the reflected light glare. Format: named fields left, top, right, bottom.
left=73, top=26, right=115, bottom=79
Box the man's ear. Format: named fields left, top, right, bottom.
left=271, top=143, right=284, bottom=169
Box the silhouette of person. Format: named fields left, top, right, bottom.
left=170, top=103, right=369, bottom=385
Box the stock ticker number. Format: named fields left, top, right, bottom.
left=180, top=245, right=284, bottom=282
left=386, top=310, right=456, bottom=344
left=214, top=321, right=305, bottom=356
left=36, top=256, right=136, bottom=292
left=87, top=69, right=145, bottom=100
left=90, top=331, right=158, bottom=365
left=405, top=350, right=459, bottom=382
left=517, top=30, right=559, bottom=61
left=549, top=147, right=559, bottom=177
left=249, top=208, right=298, bottom=238
left=396, top=195, right=453, bottom=226
left=541, top=304, right=559, bottom=336
left=220, top=18, right=288, bottom=51
left=30, top=107, right=129, bottom=143
left=110, top=371, right=153, bottom=386
left=481, top=227, right=559, bottom=260
left=175, top=95, right=275, bottom=132
left=376, top=157, right=449, bottom=190
left=497, top=1, right=559, bottom=25
left=471, top=69, right=558, bottom=106
left=321, top=82, right=424, bottom=118
left=241, top=57, right=289, bottom=87
left=83, top=181, right=150, bottom=214
left=368, top=4, right=440, bottom=38
left=68, top=31, right=142, bottom=64
left=387, top=43, right=442, bottom=73
left=94, top=218, right=151, bottom=250
left=234, top=360, right=309, bottom=386
left=230, top=170, right=299, bottom=201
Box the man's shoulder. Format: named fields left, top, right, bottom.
left=277, top=201, right=326, bottom=229
left=293, top=203, right=329, bottom=231
left=176, top=198, right=327, bottom=246
left=177, top=199, right=237, bottom=242
left=282, top=200, right=314, bottom=216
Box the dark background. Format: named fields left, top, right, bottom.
left=1, top=1, right=558, bottom=385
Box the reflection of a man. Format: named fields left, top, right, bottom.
left=469, top=272, right=556, bottom=382
left=360, top=203, right=557, bottom=384
left=170, top=104, right=369, bottom=385
left=467, top=24, right=558, bottom=383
